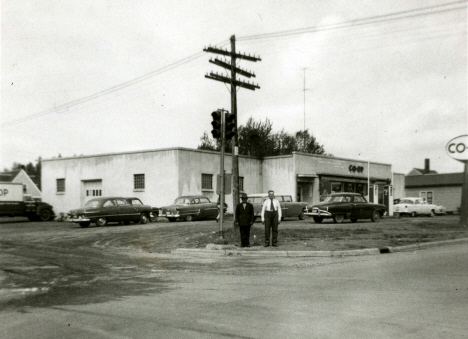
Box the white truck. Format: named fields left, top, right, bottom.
left=0, top=182, right=55, bottom=221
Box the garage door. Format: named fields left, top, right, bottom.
left=81, top=180, right=103, bottom=205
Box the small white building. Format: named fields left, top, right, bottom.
left=0, top=169, right=42, bottom=199
left=42, top=147, right=400, bottom=214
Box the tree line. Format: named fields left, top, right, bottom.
left=198, top=117, right=330, bottom=158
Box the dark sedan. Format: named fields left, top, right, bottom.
left=159, top=195, right=224, bottom=222
left=68, top=197, right=153, bottom=228
left=305, top=193, right=386, bottom=223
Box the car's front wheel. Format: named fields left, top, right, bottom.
left=313, top=216, right=323, bottom=223
left=298, top=210, right=305, bottom=220
left=139, top=213, right=149, bottom=224
left=429, top=210, right=435, bottom=217
left=185, top=215, right=193, bottom=222
left=410, top=211, right=416, bottom=218
left=371, top=211, right=381, bottom=222
left=333, top=214, right=344, bottom=224
left=96, top=217, right=108, bottom=227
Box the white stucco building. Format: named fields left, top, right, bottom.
left=42, top=147, right=400, bottom=215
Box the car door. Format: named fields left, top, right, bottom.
left=114, top=198, right=135, bottom=222
left=351, top=195, right=371, bottom=218
left=201, top=197, right=217, bottom=219
left=283, top=195, right=299, bottom=217
left=102, top=199, right=120, bottom=222
left=414, top=199, right=423, bottom=214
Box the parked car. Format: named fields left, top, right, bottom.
left=304, top=193, right=387, bottom=223
left=125, top=197, right=159, bottom=222
left=159, top=195, right=225, bottom=222
left=68, top=197, right=153, bottom=228
left=393, top=197, right=445, bottom=217
left=246, top=193, right=308, bottom=221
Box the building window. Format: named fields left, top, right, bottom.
left=420, top=191, right=433, bottom=204
left=56, top=179, right=65, bottom=193
left=134, top=174, right=145, bottom=190
left=202, top=174, right=213, bottom=190
left=87, top=190, right=102, bottom=197
left=239, top=177, right=244, bottom=191
left=23, top=184, right=28, bottom=193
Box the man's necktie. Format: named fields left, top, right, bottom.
left=270, top=199, right=274, bottom=211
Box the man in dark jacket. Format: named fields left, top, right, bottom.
left=235, top=193, right=255, bottom=247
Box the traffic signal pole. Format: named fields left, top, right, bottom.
left=216, top=110, right=228, bottom=244
left=204, top=36, right=261, bottom=237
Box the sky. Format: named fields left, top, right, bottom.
left=1, top=0, right=467, bottom=175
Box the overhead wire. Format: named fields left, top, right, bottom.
left=2, top=1, right=466, bottom=128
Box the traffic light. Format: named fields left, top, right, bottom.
left=225, top=112, right=236, bottom=140
left=211, top=110, right=222, bottom=139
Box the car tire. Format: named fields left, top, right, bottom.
left=79, top=221, right=90, bottom=228
left=149, top=212, right=158, bottom=222
left=350, top=218, right=358, bottom=223
left=168, top=217, right=177, bottom=222
left=429, top=210, right=435, bottom=217
left=371, top=211, right=381, bottom=222
left=96, top=217, right=108, bottom=227
left=298, top=210, right=305, bottom=220
left=185, top=215, right=193, bottom=222
left=313, top=216, right=323, bottom=223
left=38, top=209, right=52, bottom=222
left=139, top=213, right=149, bottom=224
left=410, top=211, right=416, bottom=218
left=333, top=215, right=344, bottom=224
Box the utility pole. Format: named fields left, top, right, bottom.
left=204, top=35, right=261, bottom=234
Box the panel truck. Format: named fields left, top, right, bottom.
left=0, top=182, right=55, bottom=221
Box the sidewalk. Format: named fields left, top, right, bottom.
left=172, top=237, right=468, bottom=257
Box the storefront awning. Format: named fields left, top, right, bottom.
left=297, top=174, right=318, bottom=182
left=319, top=175, right=368, bottom=184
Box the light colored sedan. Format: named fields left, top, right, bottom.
left=393, top=197, right=444, bottom=217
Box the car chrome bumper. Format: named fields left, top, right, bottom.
left=159, top=213, right=180, bottom=218
left=304, top=211, right=332, bottom=217
left=69, top=217, right=91, bottom=223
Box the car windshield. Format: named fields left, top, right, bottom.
left=324, top=196, right=346, bottom=202
left=174, top=198, right=190, bottom=204
left=399, top=199, right=414, bottom=204
left=85, top=200, right=99, bottom=207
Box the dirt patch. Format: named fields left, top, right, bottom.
left=181, top=215, right=468, bottom=251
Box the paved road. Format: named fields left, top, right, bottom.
left=1, top=219, right=467, bottom=338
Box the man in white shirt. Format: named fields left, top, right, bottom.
left=261, top=190, right=282, bottom=247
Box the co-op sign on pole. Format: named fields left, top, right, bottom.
left=446, top=135, right=468, bottom=227
left=446, top=135, right=468, bottom=161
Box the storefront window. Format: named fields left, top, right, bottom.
left=331, top=182, right=341, bottom=193
left=319, top=179, right=331, bottom=201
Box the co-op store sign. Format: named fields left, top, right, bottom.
left=446, top=135, right=468, bottom=162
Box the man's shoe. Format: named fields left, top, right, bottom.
left=264, top=244, right=270, bottom=247
left=272, top=244, right=278, bottom=247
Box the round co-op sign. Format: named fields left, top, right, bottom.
left=446, top=135, right=468, bottom=162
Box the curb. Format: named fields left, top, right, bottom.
left=380, top=237, right=468, bottom=253
left=171, top=238, right=468, bottom=257
left=171, top=247, right=380, bottom=257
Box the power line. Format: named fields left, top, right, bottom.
left=238, top=0, right=467, bottom=42
left=1, top=40, right=229, bottom=128
left=2, top=1, right=466, bottom=128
